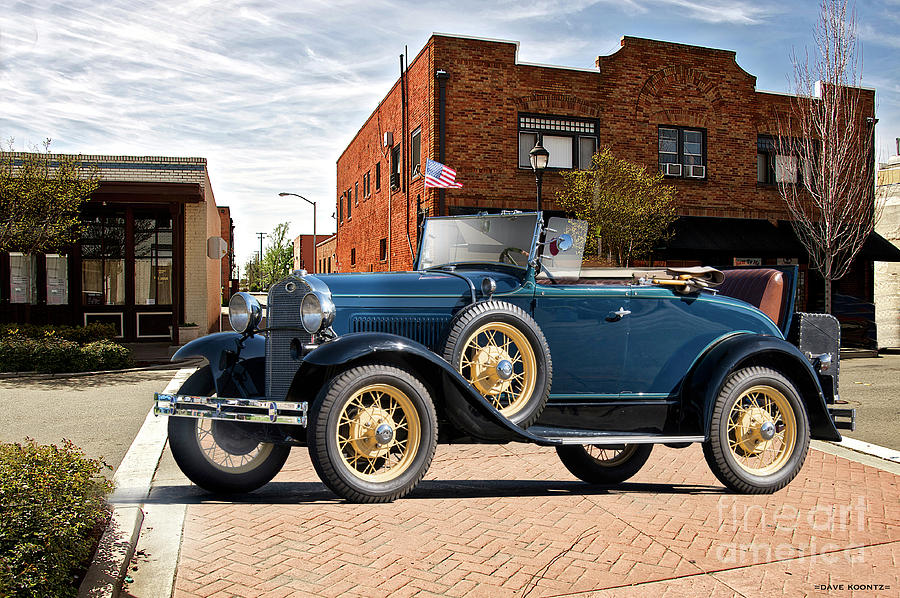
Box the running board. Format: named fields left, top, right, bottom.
left=154, top=393, right=308, bottom=426
left=525, top=425, right=705, bottom=446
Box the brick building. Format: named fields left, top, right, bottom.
left=1, top=154, right=224, bottom=342
left=315, top=235, right=337, bottom=273
left=292, top=234, right=318, bottom=273
left=218, top=206, right=237, bottom=298
left=336, top=33, right=898, bottom=314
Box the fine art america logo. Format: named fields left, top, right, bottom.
left=715, top=496, right=868, bottom=565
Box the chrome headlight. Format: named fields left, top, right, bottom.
left=300, top=291, right=335, bottom=334
left=229, top=292, right=262, bottom=334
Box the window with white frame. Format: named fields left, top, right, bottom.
left=518, top=115, right=598, bottom=170
left=410, top=127, right=421, bottom=177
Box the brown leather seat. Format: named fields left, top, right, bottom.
left=717, top=268, right=786, bottom=326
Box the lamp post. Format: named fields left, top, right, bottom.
left=529, top=140, right=550, bottom=212
left=279, top=192, right=317, bottom=273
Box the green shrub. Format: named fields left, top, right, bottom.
left=0, top=337, right=133, bottom=373
left=0, top=439, right=113, bottom=597
left=0, top=323, right=117, bottom=344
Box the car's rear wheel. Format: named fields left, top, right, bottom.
left=168, top=366, right=291, bottom=494
left=703, top=366, right=810, bottom=494
left=556, top=444, right=653, bottom=484
left=308, top=364, right=438, bottom=503
left=442, top=300, right=551, bottom=427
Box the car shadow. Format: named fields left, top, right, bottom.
left=133, top=478, right=726, bottom=506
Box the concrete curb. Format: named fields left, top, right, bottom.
left=0, top=358, right=203, bottom=381
left=833, top=436, right=900, bottom=464
left=78, top=367, right=196, bottom=598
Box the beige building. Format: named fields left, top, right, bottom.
left=876, top=154, right=900, bottom=348
left=1, top=154, right=225, bottom=343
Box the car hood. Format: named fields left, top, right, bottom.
left=312, top=269, right=525, bottom=299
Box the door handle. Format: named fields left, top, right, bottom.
left=606, top=307, right=631, bottom=322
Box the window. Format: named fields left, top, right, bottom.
left=346, top=189, right=352, bottom=220
left=363, top=171, right=371, bottom=198
left=379, top=238, right=387, bottom=262
left=134, top=213, right=173, bottom=305
left=757, top=135, right=803, bottom=185
left=9, top=252, right=36, bottom=304
left=355, top=181, right=359, bottom=205
left=375, top=161, right=381, bottom=191
left=45, top=254, right=68, bottom=305
left=518, top=114, right=598, bottom=170
left=350, top=248, right=356, bottom=266
left=338, top=192, right=343, bottom=222
left=81, top=213, right=126, bottom=305
left=658, top=126, right=706, bottom=177
left=391, top=145, right=401, bottom=190
left=411, top=127, right=421, bottom=177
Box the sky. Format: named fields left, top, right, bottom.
left=1, top=0, right=898, bottom=270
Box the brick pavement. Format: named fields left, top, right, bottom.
left=171, top=444, right=899, bottom=597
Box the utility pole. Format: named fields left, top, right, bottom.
left=256, top=231, right=266, bottom=289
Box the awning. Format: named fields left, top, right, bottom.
left=859, top=231, right=900, bottom=262
left=663, top=217, right=805, bottom=256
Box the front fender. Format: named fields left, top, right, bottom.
left=682, top=333, right=841, bottom=442
left=172, top=332, right=266, bottom=397
left=297, top=332, right=553, bottom=444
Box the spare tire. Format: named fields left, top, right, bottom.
left=442, top=300, right=552, bottom=428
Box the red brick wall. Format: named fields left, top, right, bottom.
left=292, top=234, right=317, bottom=273
left=337, top=34, right=876, bottom=272
left=217, top=206, right=234, bottom=293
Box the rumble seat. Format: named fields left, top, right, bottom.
left=718, top=268, right=786, bottom=327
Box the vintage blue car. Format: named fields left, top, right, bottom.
left=155, top=212, right=853, bottom=502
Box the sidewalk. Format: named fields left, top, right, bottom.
left=123, top=435, right=899, bottom=597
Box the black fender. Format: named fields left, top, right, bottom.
left=172, top=332, right=266, bottom=397
left=681, top=333, right=841, bottom=442
left=294, top=332, right=554, bottom=445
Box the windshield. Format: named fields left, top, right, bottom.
left=417, top=213, right=540, bottom=270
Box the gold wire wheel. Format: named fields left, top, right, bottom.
left=459, top=321, right=537, bottom=417
left=726, top=385, right=797, bottom=476
left=196, top=419, right=274, bottom=474
left=335, top=384, right=421, bottom=482
left=585, top=444, right=639, bottom=467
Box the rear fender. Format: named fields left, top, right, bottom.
left=172, top=332, right=266, bottom=397
left=293, top=332, right=553, bottom=444
left=682, top=333, right=841, bottom=442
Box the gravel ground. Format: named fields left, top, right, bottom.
left=0, top=368, right=182, bottom=473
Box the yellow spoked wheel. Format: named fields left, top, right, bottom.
left=459, top=321, right=537, bottom=417
left=309, top=364, right=438, bottom=503
left=704, top=366, right=809, bottom=494
left=726, top=385, right=796, bottom=476
left=336, top=383, right=421, bottom=483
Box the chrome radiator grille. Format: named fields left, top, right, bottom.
left=350, top=314, right=451, bottom=352
left=266, top=277, right=312, bottom=400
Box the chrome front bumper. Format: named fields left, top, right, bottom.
left=154, top=393, right=308, bottom=426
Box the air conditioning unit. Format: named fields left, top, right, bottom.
left=685, top=165, right=706, bottom=179
left=663, top=163, right=682, bottom=177
left=390, top=172, right=401, bottom=190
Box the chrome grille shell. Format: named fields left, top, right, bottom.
left=266, top=276, right=312, bottom=400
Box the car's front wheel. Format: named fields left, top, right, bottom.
left=556, top=444, right=653, bottom=484
left=703, top=366, right=810, bottom=494
left=168, top=367, right=291, bottom=493
left=308, top=364, right=438, bottom=503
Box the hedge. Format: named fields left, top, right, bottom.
left=0, top=439, right=113, bottom=597
left=0, top=338, right=133, bottom=373
left=0, top=323, right=117, bottom=344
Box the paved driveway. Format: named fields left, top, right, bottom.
left=155, top=442, right=898, bottom=597
left=840, top=353, right=900, bottom=450
left=0, top=368, right=181, bottom=471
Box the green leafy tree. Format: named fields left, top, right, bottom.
left=0, top=139, right=100, bottom=253
left=259, top=222, right=293, bottom=289
left=244, top=252, right=261, bottom=292
left=556, top=148, right=677, bottom=267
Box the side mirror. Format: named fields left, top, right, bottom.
left=549, top=234, right=573, bottom=256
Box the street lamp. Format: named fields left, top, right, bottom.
left=529, top=139, right=550, bottom=212
left=279, top=192, right=317, bottom=273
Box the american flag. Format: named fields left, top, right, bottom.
left=424, top=159, right=463, bottom=188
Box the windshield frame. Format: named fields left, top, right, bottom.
left=413, top=212, right=543, bottom=271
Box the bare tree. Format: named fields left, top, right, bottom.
left=776, top=0, right=881, bottom=313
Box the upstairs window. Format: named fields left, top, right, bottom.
left=346, top=189, right=352, bottom=220
left=350, top=247, right=356, bottom=266
left=391, top=145, right=402, bottom=190
left=658, top=126, right=706, bottom=178
left=757, top=135, right=806, bottom=185
left=363, top=171, right=371, bottom=198
left=379, top=238, right=387, bottom=262
left=354, top=181, right=359, bottom=205
left=518, top=114, right=598, bottom=170
left=375, top=161, right=381, bottom=191
left=411, top=127, right=421, bottom=177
